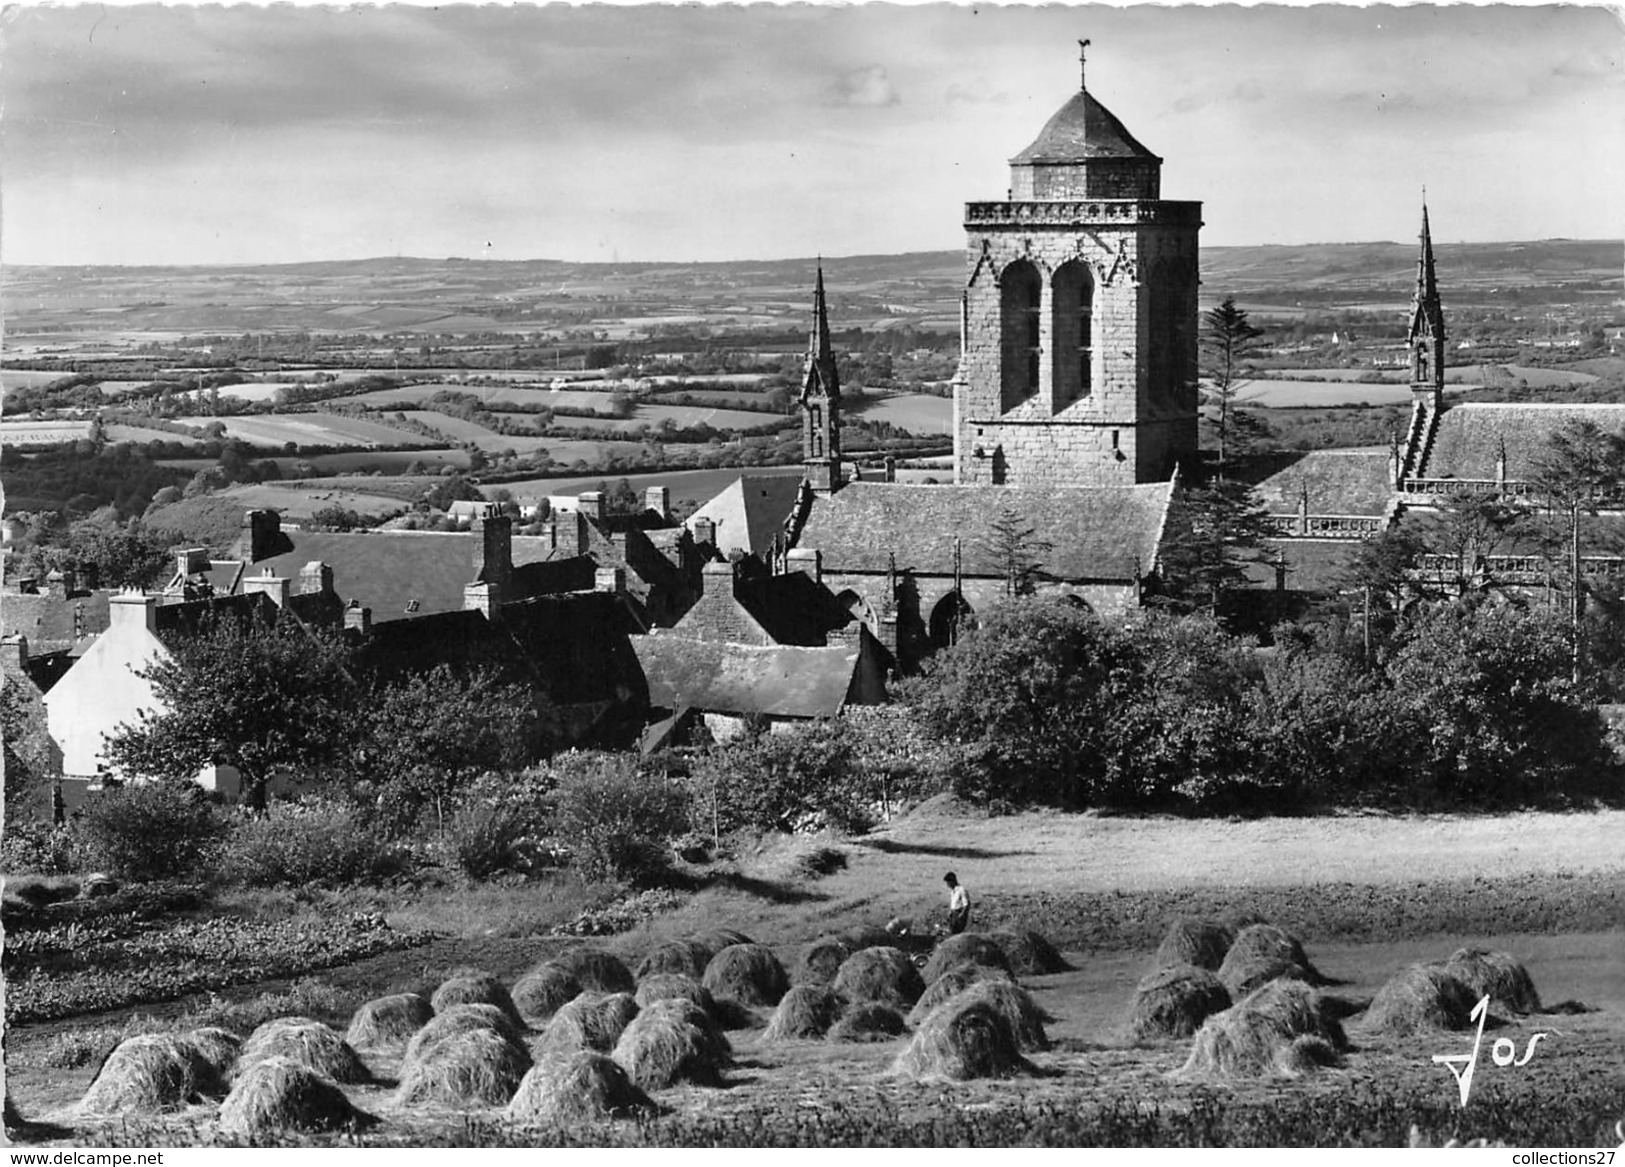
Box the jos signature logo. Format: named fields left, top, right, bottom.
left=1431, top=994, right=1548, bottom=1107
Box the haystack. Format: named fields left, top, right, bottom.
left=792, top=935, right=852, bottom=986
left=344, top=993, right=433, bottom=1052
left=692, top=928, right=754, bottom=957
left=922, top=933, right=1012, bottom=985
left=536, top=992, right=641, bottom=1060
left=833, top=946, right=925, bottom=1009
left=79, top=1034, right=208, bottom=1115
left=837, top=923, right=894, bottom=952
left=405, top=1003, right=527, bottom=1066
left=1178, top=979, right=1347, bottom=1079
left=237, top=1018, right=369, bottom=1085
left=178, top=1027, right=241, bottom=1085
left=512, top=965, right=582, bottom=1027
left=430, top=969, right=523, bottom=1025
left=1130, top=965, right=1232, bottom=1040
left=1215, top=924, right=1324, bottom=998
left=956, top=979, right=1050, bottom=1053
left=505, top=1052, right=657, bottom=1124
left=613, top=1006, right=728, bottom=1090
left=763, top=984, right=841, bottom=1040
left=892, top=998, right=1029, bottom=1081
left=1152, top=918, right=1236, bottom=972
left=1444, top=947, right=1541, bottom=1014
left=555, top=948, right=636, bottom=995
left=702, top=943, right=789, bottom=1008
left=906, top=963, right=1015, bottom=1026
left=829, top=1003, right=907, bottom=1044
left=633, top=973, right=719, bottom=1020
left=1361, top=964, right=1479, bottom=1035
left=989, top=929, right=1070, bottom=976
left=395, top=1027, right=531, bottom=1107
left=634, top=939, right=713, bottom=980
left=640, top=998, right=731, bottom=1062
left=217, top=1056, right=373, bottom=1137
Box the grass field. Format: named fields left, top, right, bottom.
left=399, top=411, right=555, bottom=454
left=852, top=393, right=954, bottom=435
left=172, top=414, right=443, bottom=449
left=329, top=385, right=618, bottom=410
left=6, top=807, right=1621, bottom=1147
left=0, top=420, right=94, bottom=444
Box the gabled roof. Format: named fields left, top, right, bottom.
left=1424, top=404, right=1625, bottom=481
left=1248, top=449, right=1395, bottom=517
left=734, top=572, right=853, bottom=646
left=685, top=474, right=806, bottom=559
left=634, top=633, right=862, bottom=720
left=795, top=481, right=1174, bottom=581
left=0, top=590, right=113, bottom=653
left=1011, top=89, right=1159, bottom=165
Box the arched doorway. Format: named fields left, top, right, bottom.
left=928, top=590, right=976, bottom=650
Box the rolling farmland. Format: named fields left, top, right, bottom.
left=171, top=413, right=443, bottom=449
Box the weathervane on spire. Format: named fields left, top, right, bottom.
left=1079, top=39, right=1091, bottom=90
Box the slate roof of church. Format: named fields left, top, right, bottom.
left=685, top=474, right=805, bottom=558
left=1248, top=449, right=1395, bottom=517
left=633, top=633, right=861, bottom=720
left=1242, top=540, right=1365, bottom=594
left=795, top=481, right=1174, bottom=581
left=1424, top=404, right=1625, bottom=481
left=1011, top=89, right=1159, bottom=165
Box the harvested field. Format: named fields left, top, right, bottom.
left=171, top=413, right=442, bottom=449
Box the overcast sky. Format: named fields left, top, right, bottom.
left=2, top=3, right=1620, bottom=266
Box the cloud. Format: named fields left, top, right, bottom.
left=946, top=78, right=1011, bottom=106
left=830, top=65, right=900, bottom=108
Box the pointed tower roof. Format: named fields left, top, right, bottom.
left=801, top=263, right=840, bottom=403
left=1410, top=201, right=1444, bottom=337
left=1011, top=88, right=1160, bottom=165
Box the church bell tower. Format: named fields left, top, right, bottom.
left=801, top=263, right=842, bottom=494
left=954, top=44, right=1202, bottom=488
left=1408, top=201, right=1446, bottom=411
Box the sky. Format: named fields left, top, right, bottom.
left=1, top=3, right=1621, bottom=266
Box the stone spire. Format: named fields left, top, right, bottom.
left=1408, top=199, right=1446, bottom=406
left=801, top=262, right=843, bottom=493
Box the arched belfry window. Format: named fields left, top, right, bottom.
left=1052, top=260, right=1094, bottom=408
left=1000, top=260, right=1042, bottom=412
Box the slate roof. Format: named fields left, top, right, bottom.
left=686, top=474, right=806, bottom=559
left=1, top=590, right=114, bottom=653
left=634, top=633, right=862, bottom=720
left=1240, top=540, right=1365, bottom=594
left=795, top=481, right=1174, bottom=581
left=734, top=572, right=854, bottom=646
left=1424, top=404, right=1625, bottom=481
left=1248, top=449, right=1395, bottom=517
left=1011, top=89, right=1159, bottom=165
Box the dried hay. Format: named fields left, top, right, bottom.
left=792, top=935, right=852, bottom=987
left=921, top=933, right=1012, bottom=985
left=906, top=964, right=1015, bottom=1027
left=641, top=998, right=731, bottom=1062
left=1216, top=924, right=1324, bottom=998
left=404, top=1003, right=527, bottom=1066
left=1152, top=918, right=1236, bottom=972
left=633, top=973, right=719, bottom=1020
left=691, top=929, right=754, bottom=961
left=554, top=948, right=636, bottom=995
left=217, top=1056, right=373, bottom=1138
left=634, top=939, right=712, bottom=980
left=429, top=969, right=522, bottom=1025
left=837, top=923, right=894, bottom=952
left=237, top=1018, right=369, bottom=1085
left=512, top=965, right=583, bottom=1028
left=1443, top=947, right=1541, bottom=1014
left=891, top=998, right=1031, bottom=1082
left=988, top=928, right=1070, bottom=976
left=763, top=985, right=841, bottom=1041
left=833, top=945, right=926, bottom=1009
left=829, top=1003, right=907, bottom=1044
left=1178, top=979, right=1347, bottom=1079
left=79, top=1034, right=209, bottom=1115
left=702, top=943, right=789, bottom=1008
left=536, top=992, right=640, bottom=1061
left=612, top=1007, right=728, bottom=1090
left=344, top=993, right=433, bottom=1052
left=176, top=1027, right=241, bottom=1091
left=1130, top=965, right=1232, bottom=1040
left=1361, top=963, right=1479, bottom=1035
left=394, top=1027, right=531, bottom=1107
left=1273, top=1034, right=1346, bottom=1076
left=957, top=979, right=1050, bottom=1053
left=505, top=1052, right=657, bottom=1124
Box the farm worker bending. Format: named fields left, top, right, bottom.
left=944, top=872, right=970, bottom=935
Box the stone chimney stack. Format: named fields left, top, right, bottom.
left=645, top=486, right=670, bottom=522
left=701, top=559, right=735, bottom=596
left=45, top=569, right=73, bottom=600
left=244, top=509, right=283, bottom=562
left=785, top=547, right=823, bottom=584
left=595, top=567, right=626, bottom=595
left=244, top=568, right=291, bottom=607
left=692, top=516, right=717, bottom=548
left=884, top=454, right=897, bottom=483
left=299, top=561, right=334, bottom=596
left=109, top=588, right=158, bottom=633
left=1, top=633, right=28, bottom=672
left=344, top=600, right=371, bottom=635
left=579, top=491, right=607, bottom=526
left=474, top=509, right=514, bottom=595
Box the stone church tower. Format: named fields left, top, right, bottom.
left=801, top=263, right=842, bottom=493
left=1408, top=202, right=1446, bottom=411
left=954, top=51, right=1202, bottom=487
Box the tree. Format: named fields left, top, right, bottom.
left=104, top=614, right=356, bottom=809
left=1420, top=493, right=1520, bottom=598
left=982, top=505, right=1053, bottom=597
left=1201, top=297, right=1265, bottom=473
left=1156, top=481, right=1275, bottom=617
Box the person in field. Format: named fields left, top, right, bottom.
left=944, top=872, right=970, bottom=935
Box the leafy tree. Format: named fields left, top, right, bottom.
left=689, top=721, right=870, bottom=836
left=982, top=505, right=1053, bottom=597
left=1201, top=297, right=1265, bottom=472
left=1156, top=481, right=1275, bottom=617
left=104, top=615, right=356, bottom=809
left=1420, top=493, right=1520, bottom=597
left=551, top=751, right=688, bottom=883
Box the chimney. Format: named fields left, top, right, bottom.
left=692, top=516, right=717, bottom=548
left=569, top=511, right=589, bottom=557
left=0, top=633, right=27, bottom=672
left=344, top=600, right=371, bottom=634
left=45, top=569, right=69, bottom=600
left=884, top=454, right=897, bottom=483
left=463, top=581, right=498, bottom=620
left=595, top=567, right=626, bottom=595
left=175, top=548, right=209, bottom=581
left=109, top=588, right=158, bottom=633
left=299, top=561, right=334, bottom=596
left=243, top=568, right=290, bottom=607
left=645, top=486, right=670, bottom=522
left=244, top=509, right=282, bottom=562
left=701, top=560, right=735, bottom=595
left=785, top=547, right=822, bottom=584
left=579, top=491, right=607, bottom=526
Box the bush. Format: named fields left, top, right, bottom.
left=214, top=799, right=407, bottom=888
left=688, top=722, right=872, bottom=835
left=75, top=782, right=228, bottom=881
left=551, top=752, right=688, bottom=883
left=0, top=820, right=85, bottom=875
left=445, top=798, right=534, bottom=881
